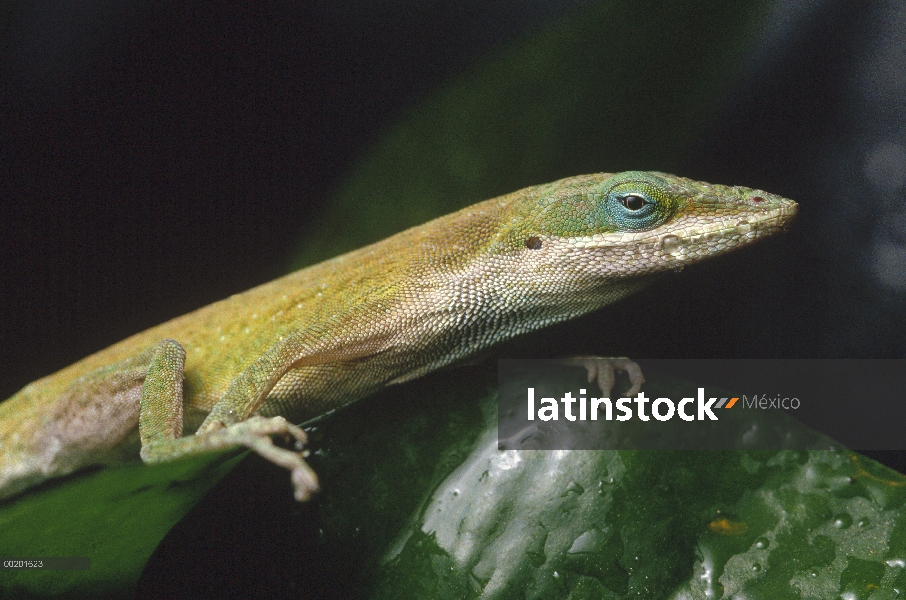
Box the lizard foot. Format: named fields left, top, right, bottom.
left=142, top=415, right=319, bottom=501
left=558, top=356, right=644, bottom=397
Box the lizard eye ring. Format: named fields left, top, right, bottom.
left=603, top=179, right=674, bottom=231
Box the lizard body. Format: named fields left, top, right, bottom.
left=0, top=172, right=797, bottom=500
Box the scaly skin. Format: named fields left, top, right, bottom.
left=0, top=172, right=797, bottom=500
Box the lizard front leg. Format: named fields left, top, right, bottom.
left=136, top=333, right=360, bottom=502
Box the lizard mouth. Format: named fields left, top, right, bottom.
left=555, top=198, right=799, bottom=273
left=579, top=200, right=798, bottom=250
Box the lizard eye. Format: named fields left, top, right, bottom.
left=620, top=194, right=648, bottom=211
left=603, top=179, right=675, bottom=231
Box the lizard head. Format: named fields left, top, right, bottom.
left=475, top=171, right=799, bottom=315
left=505, top=170, right=798, bottom=280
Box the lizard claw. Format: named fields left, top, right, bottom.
left=240, top=416, right=319, bottom=502
left=143, top=415, right=319, bottom=501
left=290, top=460, right=320, bottom=501
left=560, top=357, right=644, bottom=397
left=225, top=416, right=320, bottom=501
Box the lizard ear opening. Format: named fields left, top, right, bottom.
left=525, top=236, right=543, bottom=250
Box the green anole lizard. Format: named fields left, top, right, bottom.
left=0, top=172, right=797, bottom=501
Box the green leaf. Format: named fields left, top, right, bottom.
left=0, top=451, right=242, bottom=598
left=354, top=369, right=906, bottom=599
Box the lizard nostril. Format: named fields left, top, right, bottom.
left=525, top=236, right=543, bottom=250
left=751, top=196, right=765, bottom=203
